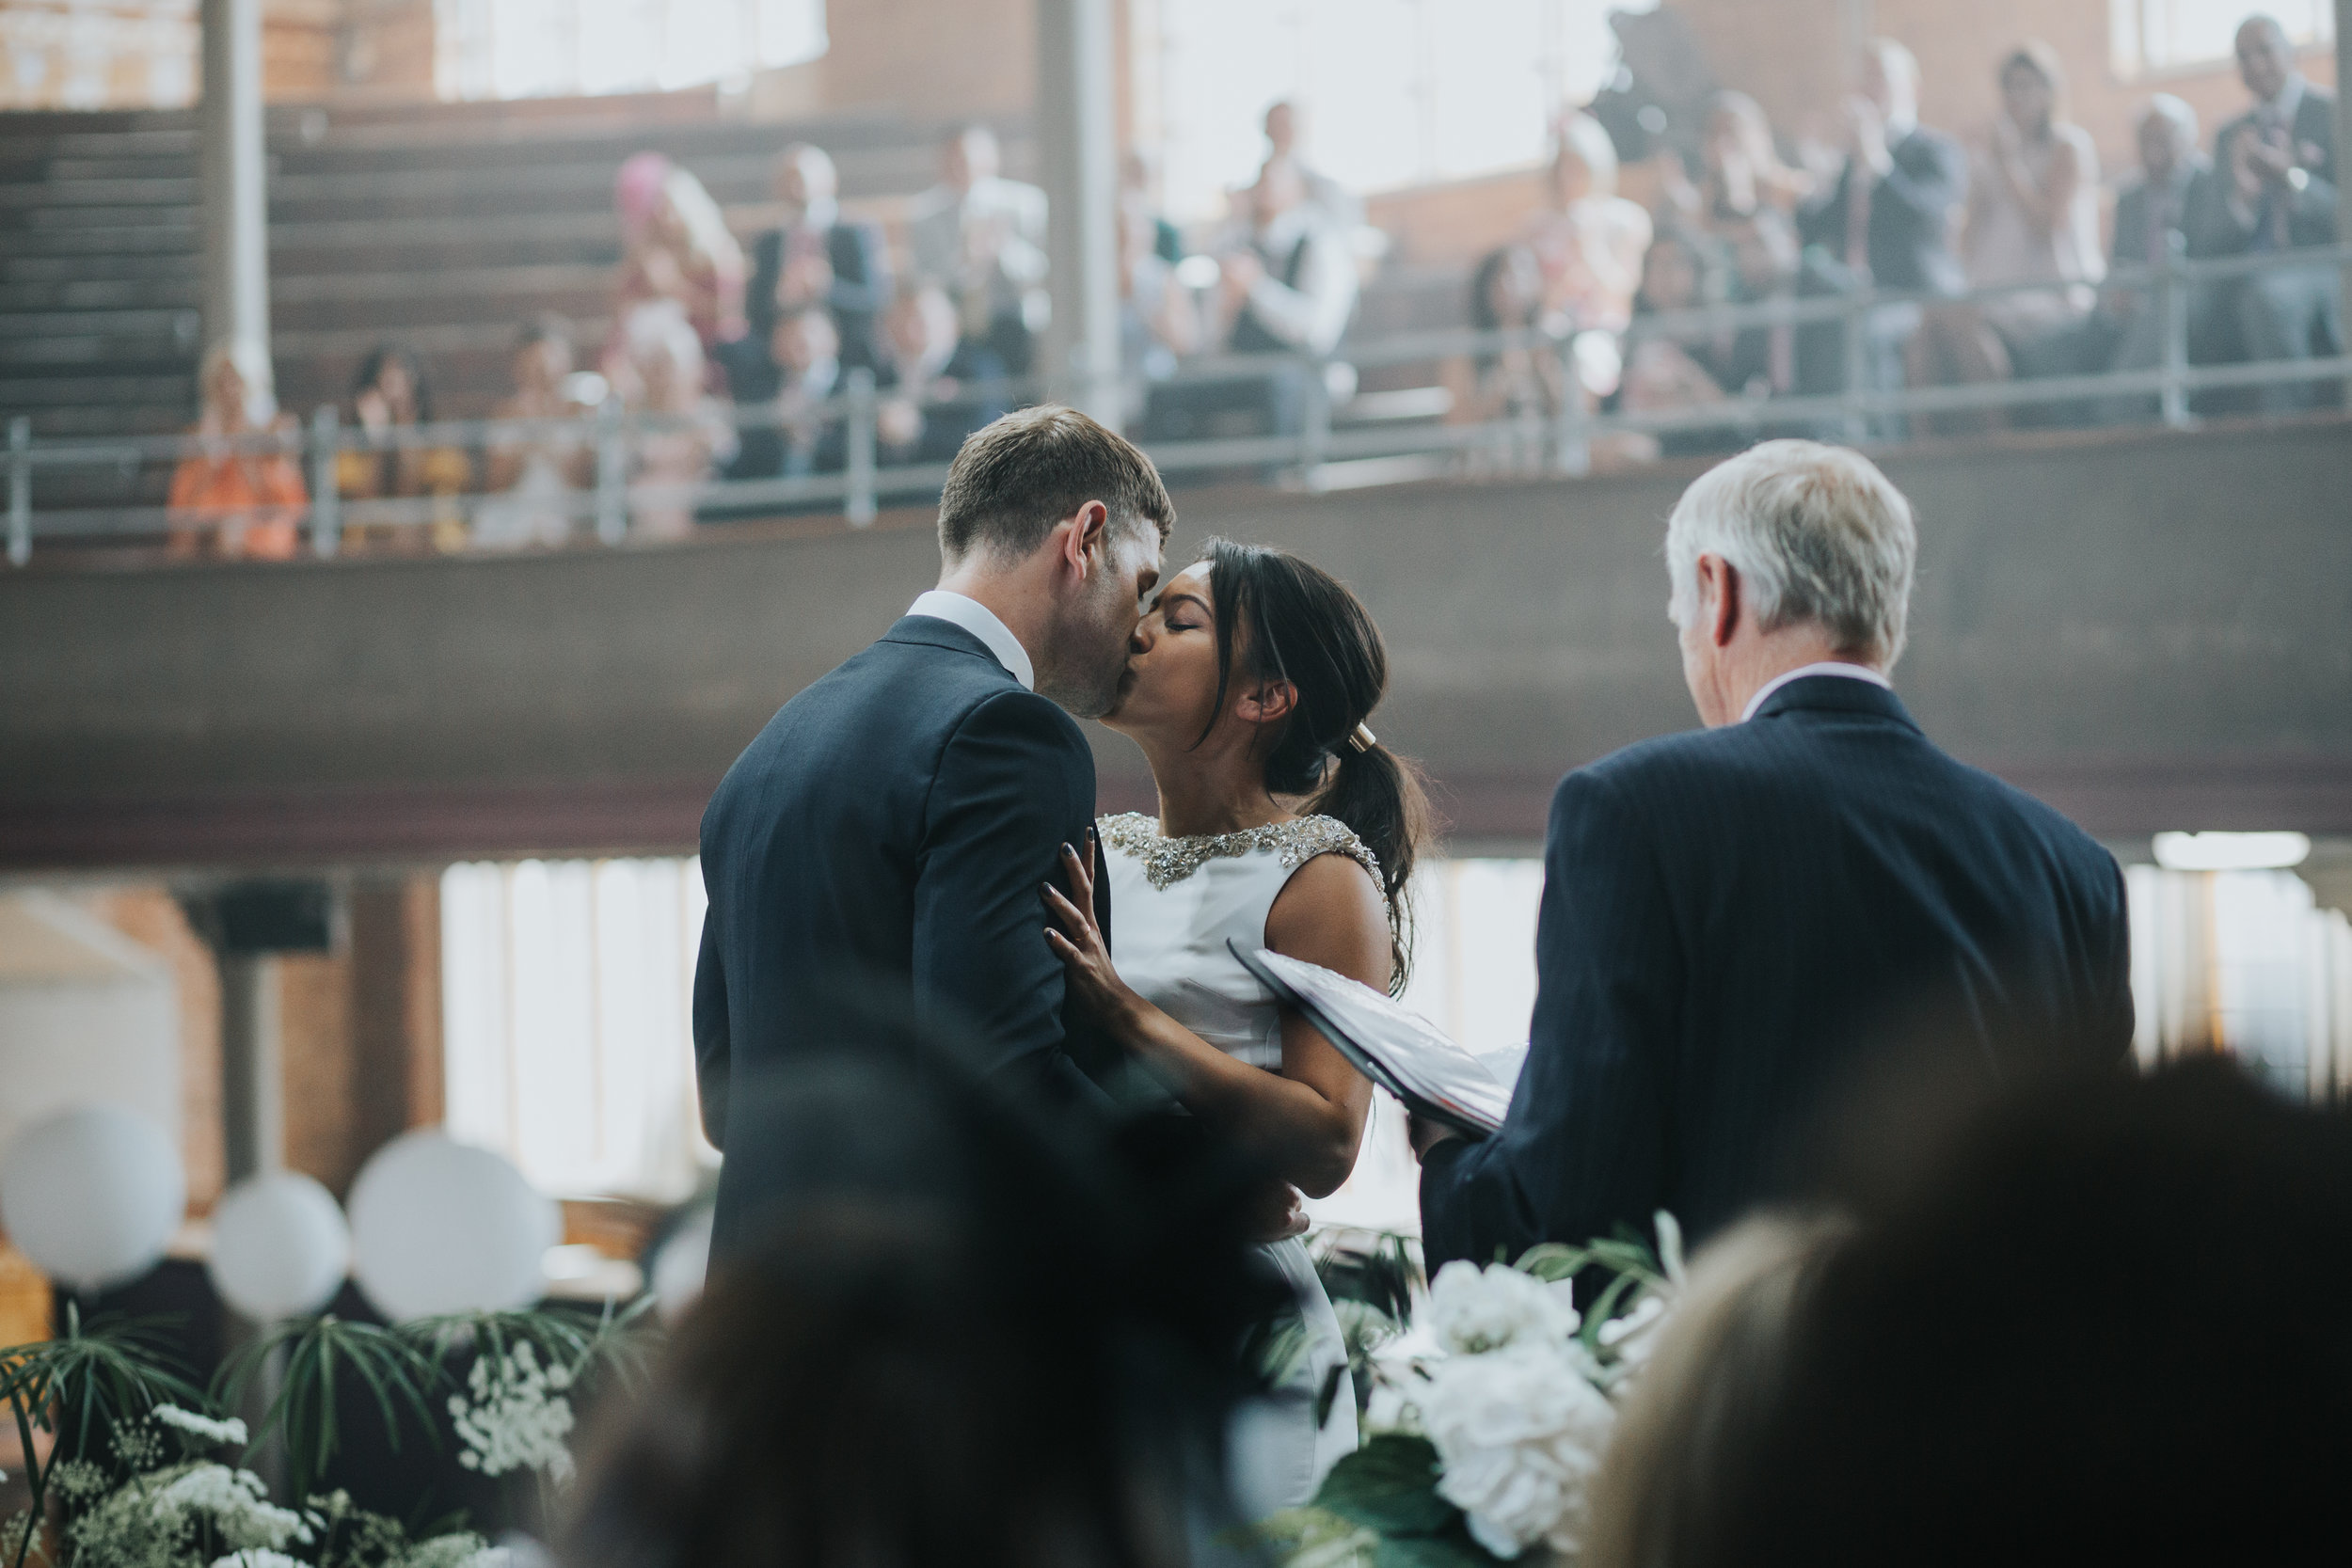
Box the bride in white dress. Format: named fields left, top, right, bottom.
left=1041, top=538, right=1430, bottom=1517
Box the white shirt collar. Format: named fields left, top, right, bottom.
left=907, top=590, right=1035, bottom=690
left=1740, top=661, right=1892, bottom=723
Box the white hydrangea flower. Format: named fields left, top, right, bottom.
left=1421, top=1345, right=1616, bottom=1560
left=157, top=1405, right=252, bottom=1448
left=212, top=1551, right=308, bottom=1568
left=1424, top=1261, right=1581, bottom=1356
left=446, top=1338, right=578, bottom=1482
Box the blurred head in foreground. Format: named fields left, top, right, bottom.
left=561, top=1014, right=1281, bottom=1568
left=1588, top=1057, right=2352, bottom=1568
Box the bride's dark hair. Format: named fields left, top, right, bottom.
left=1197, top=537, right=1433, bottom=990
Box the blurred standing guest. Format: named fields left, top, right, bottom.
left=1123, top=150, right=1184, bottom=265
left=1722, top=208, right=1847, bottom=414
left=1262, top=99, right=1363, bottom=227
left=876, top=283, right=1011, bottom=466
left=1413, top=440, right=2134, bottom=1271
left=1796, top=40, right=1966, bottom=429
left=1695, top=92, right=1816, bottom=232
left=1526, top=112, right=1653, bottom=404
left=1117, top=179, right=1200, bottom=407
left=613, top=301, right=730, bottom=539
left=725, top=304, right=842, bottom=483
left=612, top=152, right=748, bottom=358
left=743, top=144, right=891, bottom=372
left=2096, top=96, right=2222, bottom=424
left=478, top=314, right=594, bottom=550
left=1148, top=159, right=1358, bottom=443
left=2199, top=13, right=2340, bottom=412
left=336, top=342, right=470, bottom=554
left=906, top=124, right=1050, bottom=376
left=1911, top=42, right=2103, bottom=424
left=167, top=340, right=306, bottom=561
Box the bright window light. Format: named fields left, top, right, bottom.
left=2152, top=831, right=2312, bottom=872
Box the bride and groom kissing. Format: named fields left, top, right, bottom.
left=690, top=403, right=2137, bottom=1513
left=692, top=404, right=1413, bottom=1509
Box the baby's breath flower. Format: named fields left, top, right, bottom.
left=445, top=1338, right=578, bottom=1483
left=157, top=1404, right=252, bottom=1448
left=212, top=1551, right=307, bottom=1568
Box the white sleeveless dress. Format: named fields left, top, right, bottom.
left=1098, top=810, right=1376, bottom=1515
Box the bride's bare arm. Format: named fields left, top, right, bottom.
left=1044, top=837, right=1383, bottom=1196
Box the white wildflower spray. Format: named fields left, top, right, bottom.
left=445, top=1338, right=578, bottom=1482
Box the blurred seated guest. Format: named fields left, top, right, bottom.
left=1446, top=244, right=1564, bottom=473
left=2197, top=13, right=2340, bottom=412
left=1695, top=91, right=1816, bottom=232
left=875, top=283, right=1011, bottom=467
left=1910, top=42, right=2102, bottom=427
left=1528, top=111, right=1654, bottom=344
left=1618, top=227, right=1747, bottom=457
left=612, top=301, right=731, bottom=539
left=1585, top=1058, right=2352, bottom=1568
left=743, top=143, right=891, bottom=372
left=167, top=339, right=307, bottom=561
left=1142, top=159, right=1358, bottom=445
left=1796, top=39, right=1965, bottom=431
left=335, top=341, right=470, bottom=554
left=612, top=151, right=748, bottom=359
left=1722, top=209, right=1847, bottom=411
left=906, top=124, right=1049, bottom=376
left=1118, top=178, right=1201, bottom=399
left=725, top=304, right=843, bottom=483
left=478, top=314, right=595, bottom=550
left=1262, top=98, right=1363, bottom=228
left=2094, top=95, right=2224, bottom=424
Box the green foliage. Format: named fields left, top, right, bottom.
left=1516, top=1223, right=1667, bottom=1354
left=402, top=1295, right=657, bottom=1401
left=0, top=1306, right=215, bottom=1568
left=1262, top=1437, right=1505, bottom=1568
left=215, top=1316, right=444, bottom=1506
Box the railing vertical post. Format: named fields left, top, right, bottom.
left=7, top=417, right=29, bottom=567
left=1839, top=293, right=1871, bottom=444
left=1298, top=356, right=1331, bottom=490
left=2158, top=240, right=2192, bottom=430
left=594, top=393, right=627, bottom=546
left=1550, top=337, right=1590, bottom=478
left=307, top=404, right=340, bottom=557
left=845, top=368, right=877, bottom=527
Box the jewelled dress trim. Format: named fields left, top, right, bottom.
left=1099, top=813, right=1388, bottom=909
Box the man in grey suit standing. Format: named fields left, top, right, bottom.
left=2201, top=14, right=2340, bottom=410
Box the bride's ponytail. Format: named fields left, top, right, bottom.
left=1199, top=539, right=1436, bottom=990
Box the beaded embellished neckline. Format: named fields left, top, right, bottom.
left=1099, top=812, right=1386, bottom=907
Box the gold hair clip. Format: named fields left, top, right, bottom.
left=1347, top=722, right=1377, bottom=752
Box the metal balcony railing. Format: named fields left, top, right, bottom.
left=7, top=244, right=2349, bottom=567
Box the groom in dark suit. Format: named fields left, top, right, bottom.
left=1416, top=440, right=2134, bottom=1269
left=694, top=405, right=1172, bottom=1255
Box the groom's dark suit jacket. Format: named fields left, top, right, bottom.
left=1420, top=675, right=2134, bottom=1269
left=694, top=615, right=1108, bottom=1254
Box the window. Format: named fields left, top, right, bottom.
left=441, top=858, right=715, bottom=1200
left=1145, top=0, right=1655, bottom=223
left=2110, top=0, right=2334, bottom=79
left=434, top=0, right=825, bottom=101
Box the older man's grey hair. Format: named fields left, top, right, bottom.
left=1664, top=439, right=1918, bottom=667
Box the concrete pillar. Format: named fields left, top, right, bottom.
left=219, top=954, right=284, bottom=1180
left=2337, top=0, right=2352, bottom=252
left=199, top=0, right=271, bottom=365
left=1036, top=0, right=1122, bottom=427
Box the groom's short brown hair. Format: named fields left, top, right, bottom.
left=937, top=405, right=1175, bottom=562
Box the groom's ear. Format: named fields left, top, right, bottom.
left=1057, top=500, right=1112, bottom=577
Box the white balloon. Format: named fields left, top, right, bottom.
left=0, top=1104, right=185, bottom=1293
left=208, top=1170, right=350, bottom=1322
left=347, top=1130, right=558, bottom=1322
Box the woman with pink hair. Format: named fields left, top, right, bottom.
left=611, top=151, right=748, bottom=356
